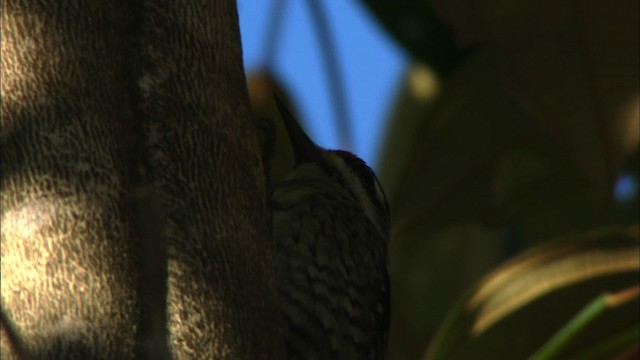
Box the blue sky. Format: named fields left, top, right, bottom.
left=237, top=0, right=408, bottom=169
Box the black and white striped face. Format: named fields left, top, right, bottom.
left=274, top=94, right=389, bottom=236
left=323, top=150, right=390, bottom=238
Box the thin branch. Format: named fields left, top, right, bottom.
left=262, top=0, right=288, bottom=69
left=304, top=0, right=353, bottom=149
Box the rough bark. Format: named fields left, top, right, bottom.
left=136, top=0, right=281, bottom=358
left=1, top=0, right=280, bottom=358
left=1, top=1, right=141, bottom=358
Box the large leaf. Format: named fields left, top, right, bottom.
left=380, top=51, right=551, bottom=239
left=387, top=222, right=507, bottom=360
left=429, top=0, right=640, bottom=197
left=379, top=51, right=637, bottom=360
left=424, top=226, right=640, bottom=360
left=379, top=50, right=633, bottom=249
left=380, top=53, right=530, bottom=359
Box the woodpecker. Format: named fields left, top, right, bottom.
left=272, top=96, right=390, bottom=360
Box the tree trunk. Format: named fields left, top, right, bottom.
left=1, top=1, right=281, bottom=358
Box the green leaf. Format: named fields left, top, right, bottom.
left=424, top=226, right=640, bottom=360
left=530, top=286, right=639, bottom=360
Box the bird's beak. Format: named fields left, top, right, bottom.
left=274, top=94, right=321, bottom=166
